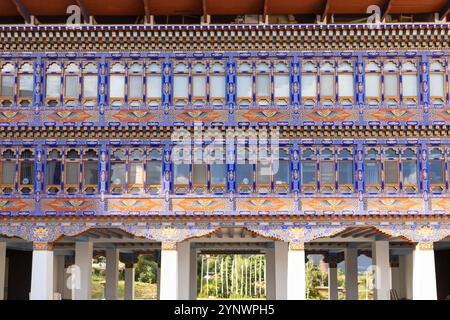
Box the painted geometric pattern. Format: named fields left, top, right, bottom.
left=105, top=110, right=164, bottom=123
left=366, top=198, right=424, bottom=211
left=122, top=223, right=217, bottom=242
left=41, top=110, right=99, bottom=123
left=172, top=198, right=228, bottom=212
left=364, top=108, right=420, bottom=122
left=246, top=224, right=346, bottom=242
left=41, top=198, right=99, bottom=213
left=0, top=198, right=34, bottom=212
left=235, top=108, right=291, bottom=123
left=170, top=109, right=228, bottom=123
left=429, top=108, right=450, bottom=122
left=236, top=197, right=294, bottom=211
left=430, top=198, right=450, bottom=211
left=377, top=223, right=450, bottom=243
left=0, top=109, right=33, bottom=123
left=300, top=108, right=357, bottom=123
left=301, top=198, right=358, bottom=211
left=107, top=198, right=165, bottom=212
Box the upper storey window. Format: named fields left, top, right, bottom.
left=236, top=60, right=290, bottom=107
left=301, top=60, right=354, bottom=107
left=364, top=147, right=419, bottom=194
left=365, top=59, right=418, bottom=106
left=428, top=147, right=449, bottom=194
left=45, top=61, right=98, bottom=107
left=0, top=62, right=34, bottom=107
left=146, top=62, right=163, bottom=107
left=429, top=60, right=447, bottom=106
left=172, top=60, right=226, bottom=107
left=0, top=147, right=34, bottom=195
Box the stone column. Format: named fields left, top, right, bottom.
left=390, top=256, right=400, bottom=299
left=74, top=241, right=93, bottom=300
left=105, top=248, right=119, bottom=300
left=273, top=241, right=288, bottom=300
left=345, top=247, right=358, bottom=300
left=412, top=242, right=437, bottom=300
left=265, top=246, right=276, bottom=300
left=177, top=241, right=190, bottom=300
left=30, top=242, right=54, bottom=300
left=328, top=262, right=338, bottom=300
left=287, top=242, right=306, bottom=300
left=400, top=251, right=413, bottom=299
left=0, top=242, right=5, bottom=300
left=372, top=241, right=391, bottom=300
left=124, top=264, right=135, bottom=300
left=188, top=246, right=197, bottom=300
left=160, top=242, right=178, bottom=300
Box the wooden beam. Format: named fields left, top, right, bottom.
left=439, top=0, right=450, bottom=20
left=74, top=0, right=90, bottom=23
left=263, top=0, right=268, bottom=16
left=11, top=0, right=31, bottom=24
left=321, top=0, right=330, bottom=22
left=202, top=0, right=208, bottom=17
left=380, top=0, right=393, bottom=22
left=143, top=0, right=151, bottom=24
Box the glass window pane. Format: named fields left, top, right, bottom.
left=384, top=74, right=398, bottom=96
left=429, top=160, right=444, bottom=184
left=110, top=162, right=125, bottom=185
left=46, top=75, right=60, bottom=98
left=65, top=162, right=80, bottom=185
left=173, top=76, right=189, bottom=98
left=256, top=163, right=270, bottom=185
left=83, top=75, right=98, bottom=99
left=65, top=75, right=79, bottom=97
left=211, top=163, right=227, bottom=185
left=129, top=162, right=144, bottom=184
left=274, top=75, right=289, bottom=97
left=46, top=161, right=61, bottom=185
left=174, top=164, right=190, bottom=185
left=19, top=75, right=33, bottom=98
left=320, top=74, right=334, bottom=97
left=301, top=75, right=317, bottom=97
left=129, top=75, right=143, bottom=99
left=19, top=161, right=33, bottom=185
left=83, top=161, right=98, bottom=185
left=274, top=160, right=290, bottom=185
left=301, top=162, right=315, bottom=184
left=1, top=75, right=14, bottom=96
left=320, top=161, right=334, bottom=184
left=146, top=161, right=161, bottom=185
left=338, top=160, right=353, bottom=184
left=403, top=161, right=417, bottom=185
left=192, top=163, right=207, bottom=185
left=338, top=74, right=353, bottom=97
left=365, top=161, right=380, bottom=185
left=1, top=162, right=15, bottom=184
left=384, top=161, right=399, bottom=184
left=236, top=164, right=253, bottom=185
left=430, top=74, right=444, bottom=97
left=210, top=75, right=225, bottom=98
left=365, top=74, right=380, bottom=97
left=147, top=75, right=162, bottom=98
left=402, top=74, right=417, bottom=97
left=237, top=75, right=252, bottom=98
left=109, top=75, right=125, bottom=98
left=192, top=76, right=206, bottom=97
left=256, top=75, right=270, bottom=97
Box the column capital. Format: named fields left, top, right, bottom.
left=162, top=241, right=177, bottom=250
left=289, top=242, right=305, bottom=251
left=33, top=241, right=53, bottom=251
left=416, top=242, right=434, bottom=250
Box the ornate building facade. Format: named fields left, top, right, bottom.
left=0, top=0, right=449, bottom=300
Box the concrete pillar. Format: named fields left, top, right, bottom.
left=328, top=263, right=338, bottom=300
left=30, top=243, right=54, bottom=300
left=345, top=248, right=358, bottom=300
left=265, top=247, right=275, bottom=299
left=390, top=256, right=401, bottom=299
left=188, top=247, right=197, bottom=300
left=160, top=242, right=178, bottom=300
left=74, top=241, right=93, bottom=300
left=124, top=265, right=135, bottom=300
left=178, top=241, right=190, bottom=299
left=400, top=252, right=413, bottom=299
left=0, top=242, right=5, bottom=300
left=105, top=248, right=119, bottom=300
left=287, top=242, right=306, bottom=300
left=413, top=242, right=437, bottom=300
left=372, top=241, right=391, bottom=300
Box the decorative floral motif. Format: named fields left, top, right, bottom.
left=377, top=224, right=450, bottom=243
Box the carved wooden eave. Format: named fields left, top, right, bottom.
left=0, top=124, right=449, bottom=140
left=0, top=23, right=448, bottom=52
